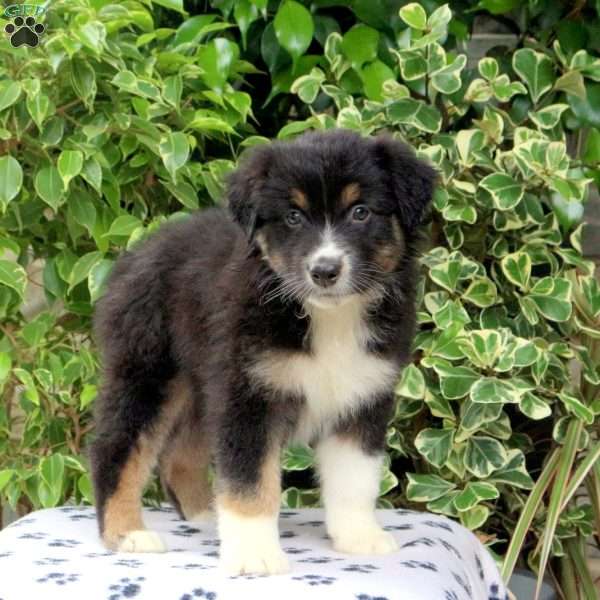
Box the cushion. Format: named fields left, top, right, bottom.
left=0, top=505, right=509, bottom=600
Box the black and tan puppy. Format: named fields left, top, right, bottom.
left=90, top=129, right=435, bottom=575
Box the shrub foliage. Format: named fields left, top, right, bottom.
left=1, top=0, right=599, bottom=594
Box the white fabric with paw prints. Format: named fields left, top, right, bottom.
left=0, top=505, right=509, bottom=600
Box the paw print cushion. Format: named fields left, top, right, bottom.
left=0, top=506, right=509, bottom=600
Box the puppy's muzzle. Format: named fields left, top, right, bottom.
left=309, top=257, right=342, bottom=288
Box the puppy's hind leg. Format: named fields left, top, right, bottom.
left=90, top=377, right=187, bottom=553
left=159, top=385, right=214, bottom=523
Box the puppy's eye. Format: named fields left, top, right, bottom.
left=351, top=205, right=370, bottom=222
left=286, top=209, right=302, bottom=227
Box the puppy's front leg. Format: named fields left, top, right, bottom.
left=215, top=400, right=288, bottom=576
left=317, top=404, right=398, bottom=555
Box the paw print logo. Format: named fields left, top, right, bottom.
left=4, top=15, right=45, bottom=48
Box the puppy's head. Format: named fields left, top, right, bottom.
left=227, top=129, right=436, bottom=309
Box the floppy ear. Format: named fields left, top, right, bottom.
left=372, top=136, right=437, bottom=229
left=226, top=144, right=273, bottom=237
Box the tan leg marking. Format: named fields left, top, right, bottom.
left=102, top=377, right=188, bottom=550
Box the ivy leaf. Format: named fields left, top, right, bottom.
left=406, top=473, right=456, bottom=502
left=0, top=259, right=27, bottom=301
left=488, top=449, right=534, bottom=489
left=387, top=99, right=442, bottom=133
left=282, top=444, right=314, bottom=471
left=513, top=48, right=555, bottom=104
left=462, top=278, right=497, bottom=308
left=529, top=277, right=572, bottom=322
left=501, top=252, right=531, bottom=290
left=0, top=156, right=23, bottom=210
left=274, top=1, right=314, bottom=69
left=470, top=377, right=520, bottom=404
left=431, top=54, right=466, bottom=94
left=0, top=81, right=21, bottom=112
left=395, top=364, right=425, bottom=399
left=529, top=104, right=569, bottom=129
left=68, top=251, right=104, bottom=292
left=159, top=132, right=190, bottom=182
left=454, top=481, right=499, bottom=512
left=433, top=361, right=479, bottom=399
left=520, top=392, right=552, bottom=420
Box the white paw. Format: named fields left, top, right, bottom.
left=332, top=527, right=398, bottom=555
left=188, top=509, right=215, bottom=524
left=118, top=530, right=167, bottom=553
left=220, top=543, right=290, bottom=576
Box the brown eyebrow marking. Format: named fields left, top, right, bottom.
left=340, top=182, right=361, bottom=209
left=290, top=188, right=309, bottom=211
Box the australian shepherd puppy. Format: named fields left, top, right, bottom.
left=90, top=129, right=436, bottom=575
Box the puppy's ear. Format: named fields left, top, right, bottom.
left=372, top=136, right=437, bottom=229
left=227, top=145, right=273, bottom=237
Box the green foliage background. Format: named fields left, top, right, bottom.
left=1, top=0, right=600, bottom=594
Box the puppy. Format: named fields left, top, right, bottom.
left=90, top=129, right=436, bottom=575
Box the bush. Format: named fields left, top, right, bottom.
left=1, top=0, right=599, bottom=595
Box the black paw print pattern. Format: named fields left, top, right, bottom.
left=180, top=588, right=217, bottom=600
left=171, top=524, right=201, bottom=538
left=4, top=16, right=45, bottom=48
left=356, top=595, right=390, bottom=600
left=292, top=574, right=336, bottom=586
left=108, top=576, right=145, bottom=599
left=35, top=572, right=80, bottom=586
left=342, top=563, right=379, bottom=574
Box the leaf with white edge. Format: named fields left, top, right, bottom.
left=282, top=444, right=314, bottom=471
left=431, top=54, right=466, bottom=94
left=274, top=0, right=314, bottom=68
left=559, top=393, right=594, bottom=425
left=104, top=215, right=143, bottom=238
left=415, top=428, right=454, bottom=468
left=387, top=99, right=442, bottom=133
left=399, top=3, right=427, bottom=29
left=513, top=48, right=555, bottom=103
left=501, top=252, right=531, bottom=290
left=529, top=104, right=569, bottom=129
left=458, top=330, right=503, bottom=369
left=455, top=129, right=485, bottom=165
left=465, top=78, right=492, bottom=102
left=454, top=482, right=499, bottom=512
left=529, top=277, right=572, bottom=322
left=478, top=57, right=499, bottom=81
left=88, top=259, right=114, bottom=303
left=35, top=166, right=64, bottom=211
left=513, top=339, right=539, bottom=367
left=395, top=364, right=425, bottom=399
left=291, top=68, right=326, bottom=104
left=57, top=150, right=83, bottom=191
left=480, top=173, right=524, bottom=211
left=14, top=368, right=39, bottom=405
left=462, top=277, right=498, bottom=308
left=470, top=377, right=520, bottom=404
left=460, top=505, right=490, bottom=530
left=429, top=323, right=465, bottom=360
left=465, top=436, right=508, bottom=478
left=163, top=181, right=199, bottom=210
left=488, top=449, right=534, bottom=489
left=393, top=49, right=428, bottom=81
left=0, top=259, right=27, bottom=300
left=159, top=132, right=189, bottom=182
left=0, top=81, right=21, bottom=112
left=460, top=400, right=503, bottom=432
left=429, top=259, right=461, bottom=292
left=520, top=392, right=552, bottom=420
left=406, top=473, right=456, bottom=502
left=433, top=362, right=479, bottom=399
left=0, top=156, right=23, bottom=210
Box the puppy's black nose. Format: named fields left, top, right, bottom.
left=310, top=258, right=342, bottom=287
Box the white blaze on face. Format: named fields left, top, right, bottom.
left=306, top=226, right=351, bottom=304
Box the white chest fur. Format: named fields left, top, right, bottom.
left=248, top=296, right=398, bottom=442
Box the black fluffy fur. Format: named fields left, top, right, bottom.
left=90, top=129, right=436, bottom=532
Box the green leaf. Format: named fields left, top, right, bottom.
left=480, top=173, right=523, bottom=211
left=465, top=436, right=508, bottom=478
left=394, top=49, right=428, bottom=81
left=470, top=377, right=520, bottom=404
left=462, top=277, right=497, bottom=308
left=159, top=132, right=190, bottom=182
left=461, top=400, right=503, bottom=432
left=39, top=454, right=65, bottom=508
left=431, top=54, right=466, bottom=94
left=429, top=260, right=461, bottom=292
left=282, top=444, right=314, bottom=471
left=0, top=258, right=26, bottom=300
left=489, top=448, right=535, bottom=490
left=454, top=481, right=499, bottom=512
left=415, top=428, right=454, bottom=468
left=0, top=156, right=23, bottom=210
left=513, top=48, right=555, bottom=104
left=460, top=505, right=490, bottom=530
left=14, top=368, right=39, bottom=405
left=501, top=251, right=531, bottom=290
left=520, top=392, right=552, bottom=420
left=529, top=104, right=569, bottom=129
left=68, top=251, right=103, bottom=292
left=104, top=215, right=143, bottom=238
left=387, top=99, right=442, bottom=133
left=151, top=0, right=185, bottom=13
left=433, top=362, right=479, bottom=399
left=395, top=364, right=425, bottom=399
left=197, top=39, right=239, bottom=93
left=163, top=181, right=199, bottom=209
left=529, top=277, right=572, bottom=322
left=406, top=473, right=456, bottom=502
left=274, top=1, right=314, bottom=68
left=234, top=0, right=259, bottom=48
left=399, top=3, right=427, bottom=29
left=478, top=57, right=499, bottom=81
left=341, top=25, right=379, bottom=69
left=0, top=81, right=21, bottom=112
left=34, top=166, right=64, bottom=211
left=88, top=259, right=113, bottom=303
left=57, top=150, right=83, bottom=191
left=559, top=393, right=594, bottom=425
